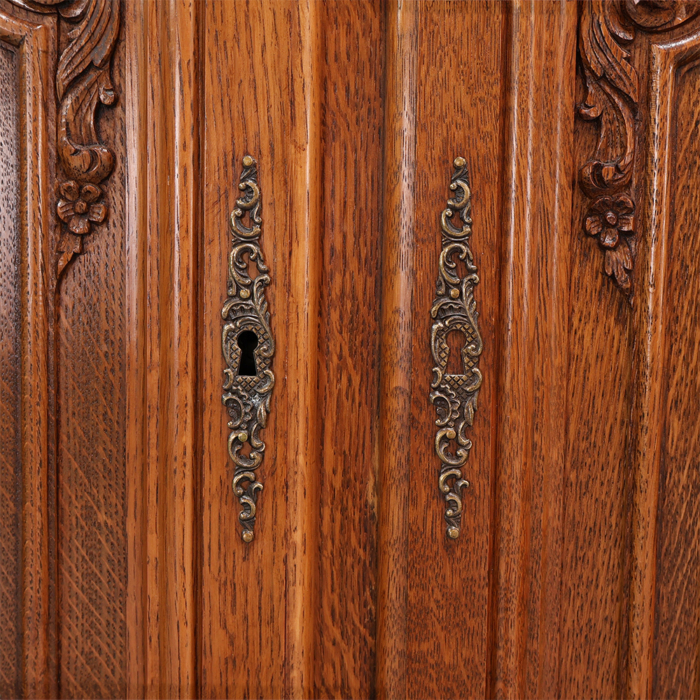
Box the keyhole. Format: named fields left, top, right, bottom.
left=237, top=331, right=259, bottom=376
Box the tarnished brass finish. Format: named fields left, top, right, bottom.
left=430, top=157, right=483, bottom=540
left=222, top=156, right=275, bottom=543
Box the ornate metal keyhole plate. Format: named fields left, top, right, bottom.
left=429, top=157, right=483, bottom=540
left=221, top=156, right=275, bottom=543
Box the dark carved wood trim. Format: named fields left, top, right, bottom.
left=576, top=0, right=699, bottom=295
left=7, top=0, right=121, bottom=277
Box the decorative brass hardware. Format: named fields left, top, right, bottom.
left=222, top=155, right=275, bottom=543
left=430, top=157, right=483, bottom=540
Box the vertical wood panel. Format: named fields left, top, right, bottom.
left=125, top=1, right=200, bottom=696
left=375, top=1, right=418, bottom=696
left=559, top=16, right=637, bottom=700
left=628, top=33, right=700, bottom=700
left=0, top=9, right=54, bottom=697
left=0, top=38, right=21, bottom=699
left=201, top=2, right=323, bottom=697
left=407, top=2, right=504, bottom=698
left=56, top=23, right=127, bottom=697
left=491, top=2, right=576, bottom=698
left=653, top=58, right=700, bottom=700
left=313, top=2, right=384, bottom=698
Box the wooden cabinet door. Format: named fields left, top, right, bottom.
left=2, top=1, right=700, bottom=698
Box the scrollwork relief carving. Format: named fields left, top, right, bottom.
left=430, top=157, right=483, bottom=540
left=7, top=0, right=121, bottom=277
left=222, top=156, right=275, bottom=543
left=577, top=0, right=699, bottom=294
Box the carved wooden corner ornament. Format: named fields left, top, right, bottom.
left=577, top=0, right=699, bottom=297
left=8, top=0, right=121, bottom=278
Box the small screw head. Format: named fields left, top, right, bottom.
left=453, top=156, right=466, bottom=168
left=446, top=429, right=456, bottom=440
left=447, top=527, right=460, bottom=539
left=240, top=289, right=251, bottom=299
left=242, top=155, right=254, bottom=167
left=450, top=288, right=460, bottom=299
left=238, top=431, right=248, bottom=442
left=242, top=530, right=254, bottom=543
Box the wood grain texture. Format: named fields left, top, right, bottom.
left=0, top=38, right=21, bottom=700
left=653, top=57, right=700, bottom=700
left=628, top=28, right=700, bottom=700
left=124, top=0, right=200, bottom=696
left=490, top=2, right=576, bottom=698
left=313, top=2, right=384, bottom=698
left=0, top=8, right=54, bottom=698
left=56, top=12, right=127, bottom=697
left=6, top=2, right=700, bottom=698
left=405, top=2, right=503, bottom=698
left=201, top=2, right=325, bottom=697
left=375, top=1, right=417, bottom=696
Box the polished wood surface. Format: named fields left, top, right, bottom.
left=2, top=1, right=700, bottom=698
left=0, top=37, right=21, bottom=700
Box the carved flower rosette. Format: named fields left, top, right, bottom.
left=6, top=0, right=122, bottom=277
left=577, top=0, right=700, bottom=295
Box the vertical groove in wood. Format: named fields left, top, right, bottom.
left=126, top=0, right=200, bottom=696
left=375, top=2, right=418, bottom=698
left=490, top=2, right=576, bottom=698
left=124, top=0, right=147, bottom=695
left=627, top=35, right=700, bottom=700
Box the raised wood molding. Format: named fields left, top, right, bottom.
left=491, top=2, right=576, bottom=697
left=627, top=28, right=700, bottom=700
left=577, top=0, right=700, bottom=296
left=0, top=6, right=53, bottom=698
left=124, top=0, right=200, bottom=695
left=375, top=2, right=417, bottom=697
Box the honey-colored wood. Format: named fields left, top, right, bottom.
left=653, top=58, right=700, bottom=700
left=490, top=3, right=576, bottom=698
left=376, top=2, right=418, bottom=696
left=124, top=1, right=200, bottom=697
left=313, top=3, right=384, bottom=697
left=3, top=1, right=700, bottom=698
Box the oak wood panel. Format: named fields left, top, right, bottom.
left=201, top=2, right=325, bottom=696
left=313, top=2, right=384, bottom=698
left=375, top=1, right=418, bottom=696
left=124, top=1, right=200, bottom=696
left=490, top=4, right=576, bottom=699
left=0, top=8, right=54, bottom=697
left=0, top=38, right=21, bottom=699
left=55, top=18, right=127, bottom=697
left=402, top=2, right=503, bottom=698
left=558, top=22, right=638, bottom=700
left=653, top=57, right=700, bottom=700
left=625, top=29, right=700, bottom=699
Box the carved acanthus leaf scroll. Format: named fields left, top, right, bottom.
left=222, top=156, right=275, bottom=543
left=8, top=0, right=121, bottom=277
left=577, top=0, right=699, bottom=294
left=430, top=157, right=483, bottom=540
